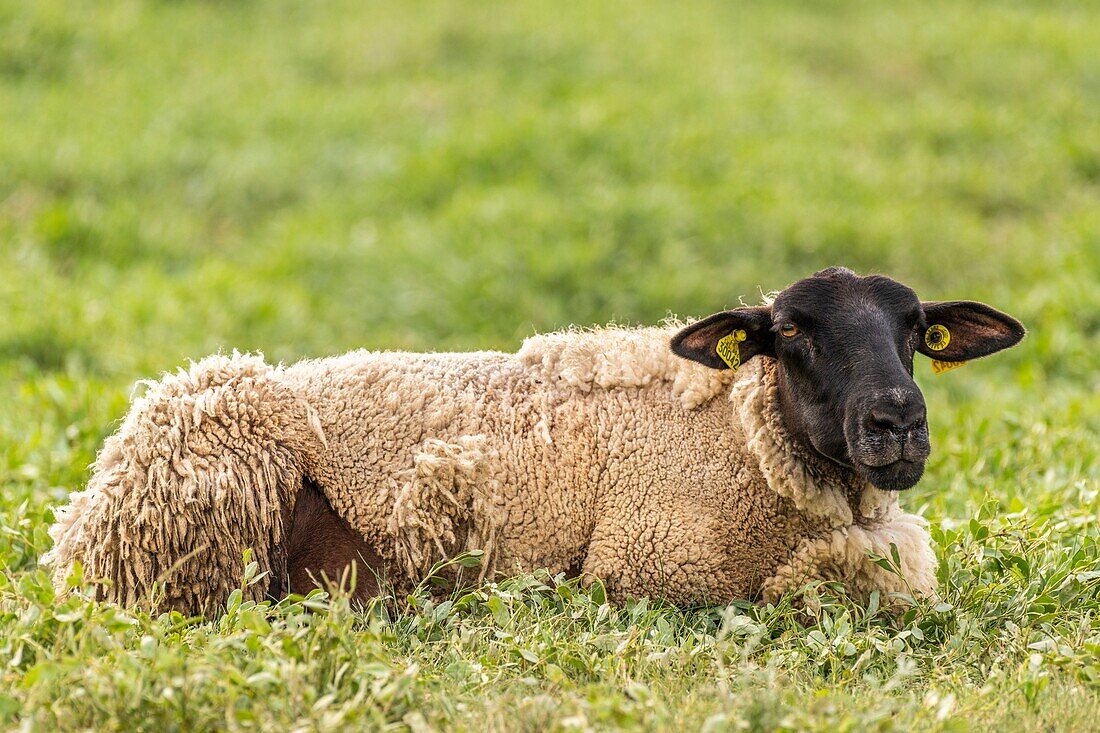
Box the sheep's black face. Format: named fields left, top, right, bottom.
left=670, top=267, right=1025, bottom=492
left=768, top=270, right=932, bottom=491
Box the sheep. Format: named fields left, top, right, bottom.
left=44, top=267, right=1025, bottom=614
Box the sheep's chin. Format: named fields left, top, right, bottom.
left=856, top=459, right=925, bottom=492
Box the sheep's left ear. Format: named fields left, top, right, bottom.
left=917, top=300, right=1025, bottom=362
left=670, top=306, right=775, bottom=370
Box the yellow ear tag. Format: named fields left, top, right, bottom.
left=931, top=359, right=967, bottom=375
left=925, top=324, right=965, bottom=374
left=715, top=329, right=747, bottom=371
left=924, top=324, right=950, bottom=351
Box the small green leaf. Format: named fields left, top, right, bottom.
left=0, top=695, right=19, bottom=722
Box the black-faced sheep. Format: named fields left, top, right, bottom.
left=45, top=267, right=1025, bottom=613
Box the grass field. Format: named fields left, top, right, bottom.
left=2, top=0, right=1100, bottom=729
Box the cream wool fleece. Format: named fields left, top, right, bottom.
left=45, top=326, right=937, bottom=613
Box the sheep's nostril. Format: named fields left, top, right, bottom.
left=868, top=407, right=899, bottom=431
left=868, top=411, right=897, bottom=432
left=867, top=405, right=926, bottom=434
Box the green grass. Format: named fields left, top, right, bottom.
left=2, top=0, right=1099, bottom=729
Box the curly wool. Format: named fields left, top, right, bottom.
left=45, top=327, right=937, bottom=613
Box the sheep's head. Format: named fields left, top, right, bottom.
left=670, top=267, right=1025, bottom=491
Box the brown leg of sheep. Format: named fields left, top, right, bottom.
left=273, top=478, right=385, bottom=605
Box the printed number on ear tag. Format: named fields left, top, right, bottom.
left=715, top=330, right=747, bottom=371
left=932, top=359, right=967, bottom=375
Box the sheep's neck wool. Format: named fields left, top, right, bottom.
left=730, top=359, right=902, bottom=528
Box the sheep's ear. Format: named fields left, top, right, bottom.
left=917, top=300, right=1025, bottom=362
left=670, top=307, right=775, bottom=370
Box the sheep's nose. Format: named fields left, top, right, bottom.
left=866, top=393, right=926, bottom=434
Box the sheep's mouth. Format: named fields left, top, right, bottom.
left=856, top=458, right=925, bottom=492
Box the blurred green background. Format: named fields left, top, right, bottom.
left=3, top=1, right=1098, bottom=515
left=3, top=1, right=1098, bottom=365
left=2, top=2, right=1100, bottom=729
left=1, top=0, right=1097, bottom=525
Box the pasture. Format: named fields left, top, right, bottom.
left=1, top=0, right=1098, bottom=729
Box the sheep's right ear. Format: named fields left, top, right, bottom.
left=670, top=307, right=775, bottom=370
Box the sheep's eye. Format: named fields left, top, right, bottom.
left=779, top=323, right=800, bottom=338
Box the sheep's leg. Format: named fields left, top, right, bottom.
left=274, top=478, right=384, bottom=605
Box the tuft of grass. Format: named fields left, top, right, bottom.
left=1, top=0, right=1098, bottom=729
